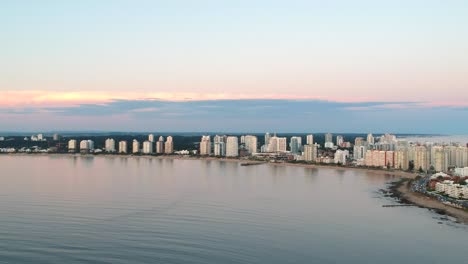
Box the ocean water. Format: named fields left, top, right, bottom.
left=0, top=155, right=466, bottom=264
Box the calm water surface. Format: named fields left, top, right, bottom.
left=0, top=155, right=466, bottom=264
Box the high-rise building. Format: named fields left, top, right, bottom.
left=367, top=133, right=375, bottom=145
left=148, top=134, right=155, bottom=142
left=289, top=136, right=302, bottom=154
left=355, top=137, right=365, bottom=146
left=68, top=139, right=77, bottom=153
left=268, top=136, right=287, bottom=152
left=119, top=141, right=128, bottom=154
left=353, top=145, right=368, bottom=160
left=37, top=134, right=44, bottom=141
left=394, top=147, right=409, bottom=170
left=214, top=141, right=226, bottom=156
left=244, top=135, right=258, bottom=154
left=164, top=136, right=174, bottom=154
left=306, top=134, right=314, bottom=145
left=226, top=136, right=239, bottom=157
left=334, top=150, right=349, bottom=164
left=324, top=133, right=334, bottom=148
left=200, top=136, right=211, bottom=155
left=156, top=136, right=165, bottom=153
left=80, top=140, right=94, bottom=153
left=132, top=140, right=140, bottom=154
left=304, top=144, right=318, bottom=162
left=264, top=133, right=271, bottom=147
left=143, top=141, right=153, bottom=154
left=105, top=138, right=116, bottom=152
left=336, top=136, right=344, bottom=147
left=432, top=146, right=447, bottom=172
left=414, top=146, right=429, bottom=172
left=53, top=134, right=61, bottom=141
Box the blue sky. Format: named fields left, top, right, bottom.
left=1, top=1, right=467, bottom=132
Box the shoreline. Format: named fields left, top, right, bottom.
left=2, top=152, right=417, bottom=178
left=389, top=179, right=468, bottom=224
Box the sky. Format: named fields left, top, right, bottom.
left=1, top=0, right=467, bottom=133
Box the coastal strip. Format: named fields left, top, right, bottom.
left=387, top=179, right=468, bottom=224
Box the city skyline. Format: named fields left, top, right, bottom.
left=2, top=1, right=468, bottom=132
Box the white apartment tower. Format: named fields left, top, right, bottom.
left=105, top=138, right=116, bottom=152
left=306, top=134, right=314, bottom=145
left=304, top=144, right=318, bottom=162
left=143, top=141, right=153, bottom=154
left=289, top=137, right=302, bottom=154
left=68, top=139, right=77, bottom=152
left=200, top=136, right=211, bottom=155
left=244, top=135, right=258, bottom=154
left=226, top=136, right=239, bottom=157
left=132, top=140, right=140, bottom=154
left=119, top=141, right=128, bottom=154
left=164, top=136, right=174, bottom=154
left=156, top=136, right=165, bottom=153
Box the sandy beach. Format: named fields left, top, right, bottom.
left=395, top=180, right=468, bottom=224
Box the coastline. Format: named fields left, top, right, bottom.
left=390, top=179, right=468, bottom=224
left=2, top=152, right=417, bottom=178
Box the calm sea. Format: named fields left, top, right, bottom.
left=0, top=155, right=466, bottom=263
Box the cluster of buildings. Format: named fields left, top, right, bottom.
left=434, top=180, right=468, bottom=199
left=355, top=134, right=468, bottom=173
left=67, top=134, right=174, bottom=154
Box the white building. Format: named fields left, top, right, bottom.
left=304, top=144, right=318, bottom=162
left=132, top=140, right=140, bottom=154
left=268, top=136, right=287, bottom=152
left=119, top=140, right=128, bottom=154
left=289, top=136, right=302, bottom=154
left=367, top=133, right=375, bottom=145
left=200, top=136, right=211, bottom=155
left=105, top=138, right=116, bottom=152
left=226, top=136, right=239, bottom=157
left=244, top=135, right=258, bottom=154
left=334, top=149, right=349, bottom=164
left=454, top=167, right=468, bottom=177
left=148, top=134, right=155, bottom=142
left=336, top=136, right=344, bottom=147
left=143, top=141, right=153, bottom=154
left=68, top=139, right=77, bottom=152
left=80, top=140, right=93, bottom=153
left=165, top=136, right=174, bottom=154
left=156, top=136, right=164, bottom=153
left=306, top=134, right=314, bottom=145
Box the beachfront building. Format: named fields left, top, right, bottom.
left=455, top=167, right=468, bottom=177
left=164, top=136, right=174, bottom=154
left=142, top=141, right=153, bottom=154
left=226, top=136, right=239, bottom=157
left=289, top=136, right=302, bottom=154
left=132, top=140, right=140, bottom=154
left=119, top=140, right=128, bottom=154
left=68, top=139, right=77, bottom=153
left=304, top=144, right=318, bottom=162
left=306, top=134, right=314, bottom=145
left=156, top=136, right=164, bottom=154
left=148, top=134, right=155, bottom=142
left=200, top=136, right=211, bottom=155
left=244, top=135, right=258, bottom=154
left=435, top=181, right=468, bottom=199
left=105, top=138, right=116, bottom=152
left=334, top=149, right=349, bottom=164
